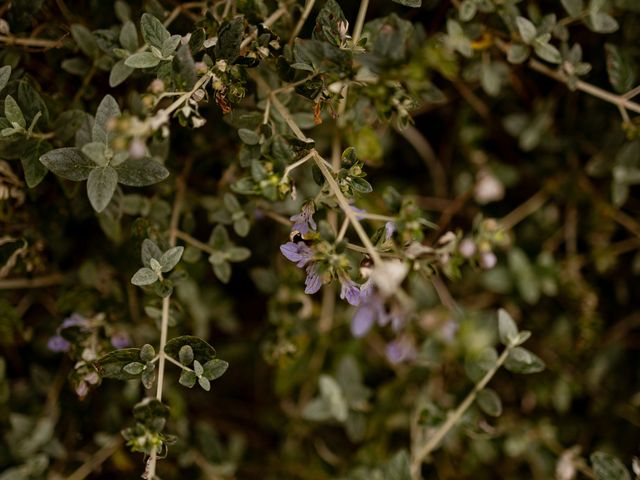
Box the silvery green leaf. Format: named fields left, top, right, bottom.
left=109, top=59, right=134, bottom=87
left=140, top=344, right=156, bottom=361
left=159, top=246, right=184, bottom=272
left=481, top=62, right=501, bottom=96
left=81, top=142, right=108, bottom=166
left=161, top=34, right=181, bottom=57
left=92, top=95, right=121, bottom=143
left=319, top=375, right=348, bottom=422
left=234, top=217, right=250, bottom=237
left=141, top=12, right=170, bottom=49
left=178, top=345, right=194, bottom=365
left=62, top=57, right=90, bottom=76
left=465, top=347, right=498, bottom=382
left=115, top=157, right=169, bottom=186
left=0, top=65, right=11, bottom=92
left=516, top=16, right=537, bottom=44
left=507, top=44, right=530, bottom=64
left=125, top=51, right=162, bottom=68
left=477, top=388, right=503, bottom=417
left=193, top=360, right=204, bottom=376
left=131, top=267, right=158, bottom=286
left=119, top=20, right=139, bottom=51
left=590, top=451, right=631, bottom=480
left=561, top=0, right=584, bottom=17
left=142, top=239, right=163, bottom=267
left=227, top=247, right=250, bottom=262
left=534, top=41, right=562, bottom=63
left=588, top=11, right=619, bottom=33
left=141, top=368, right=155, bottom=389
left=87, top=166, right=118, bottom=212
left=604, top=44, right=636, bottom=94
left=498, top=309, right=518, bottom=346
left=198, top=376, right=211, bottom=391
left=179, top=370, right=197, bottom=388
left=40, top=147, right=95, bottom=181
left=21, top=140, right=50, bottom=188
left=4, top=95, right=25, bottom=129
left=302, top=398, right=333, bottom=421
left=238, top=128, right=260, bottom=145
left=504, top=347, right=546, bottom=374
left=115, top=0, right=131, bottom=22
left=203, top=359, right=228, bottom=380
left=71, top=24, right=100, bottom=59
left=212, top=260, right=231, bottom=283
left=123, top=362, right=145, bottom=375
left=459, top=0, right=477, bottom=21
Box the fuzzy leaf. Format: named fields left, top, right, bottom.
left=93, top=348, right=143, bottom=380
left=40, top=147, right=95, bottom=181
left=590, top=452, right=631, bottom=480
left=179, top=370, right=197, bottom=388
left=119, top=20, right=139, bottom=51
left=392, top=0, right=421, bottom=6
left=4, top=95, right=25, bottom=129
left=0, top=65, right=11, bottom=92
left=21, top=140, right=50, bottom=188
left=164, top=336, right=217, bottom=364
left=498, top=309, right=519, bottom=346
left=125, top=51, right=162, bottom=69
left=109, top=59, right=134, bottom=87
left=131, top=267, right=158, bottom=286
left=92, top=95, right=121, bottom=144
left=505, top=347, right=546, bottom=374
left=141, top=13, right=170, bottom=49
left=203, top=359, right=229, bottom=380
left=477, top=388, right=503, bottom=417
left=87, top=166, right=118, bottom=212
left=159, top=246, right=184, bottom=272
left=115, top=157, right=169, bottom=186
left=516, top=16, right=537, bottom=44
left=71, top=24, right=100, bottom=59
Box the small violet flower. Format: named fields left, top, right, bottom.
left=61, top=313, right=89, bottom=330
left=384, top=221, right=396, bottom=242
left=280, top=241, right=314, bottom=268
left=47, top=335, right=70, bottom=353
left=290, top=202, right=316, bottom=234
left=111, top=332, right=131, bottom=349
left=385, top=338, right=416, bottom=365
left=304, top=264, right=322, bottom=294
left=339, top=278, right=361, bottom=306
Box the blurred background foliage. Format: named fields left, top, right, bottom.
left=1, top=0, right=640, bottom=479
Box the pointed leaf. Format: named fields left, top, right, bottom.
left=4, top=95, right=25, bottom=129
left=590, top=452, right=631, bottom=480
left=131, top=267, right=158, bottom=286
left=141, top=13, right=170, bottom=49
left=161, top=34, right=181, bottom=57
left=119, top=20, right=139, bottom=51
left=164, top=335, right=217, bottom=364
left=179, top=370, right=197, bottom=388
left=92, top=95, right=121, bottom=143
left=159, top=246, right=183, bottom=272
left=477, top=388, right=503, bottom=417
left=505, top=346, right=546, bottom=374
left=71, top=24, right=100, bottom=58
left=123, top=362, right=145, bottom=375
left=516, top=16, right=537, bottom=44
left=124, top=51, right=162, bottom=69
left=498, top=309, right=519, bottom=346
left=198, top=376, right=211, bottom=391
left=40, top=147, right=95, bottom=181
left=87, top=166, right=118, bottom=212
left=109, top=59, right=134, bottom=87
left=115, top=157, right=169, bottom=186
left=21, top=140, right=50, bottom=188
left=0, top=65, right=11, bottom=92
left=561, top=0, right=584, bottom=17
left=141, top=239, right=163, bottom=267
left=203, top=359, right=229, bottom=380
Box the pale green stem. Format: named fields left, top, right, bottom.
left=410, top=346, right=512, bottom=479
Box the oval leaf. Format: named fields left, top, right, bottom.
left=40, top=147, right=95, bottom=181
left=87, top=166, right=118, bottom=212
left=116, top=157, right=169, bottom=186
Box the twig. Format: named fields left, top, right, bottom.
left=398, top=125, right=447, bottom=197
left=499, top=189, right=548, bottom=230
left=288, top=0, right=316, bottom=46
left=0, top=34, right=66, bottom=49
left=240, top=6, right=288, bottom=50
left=0, top=273, right=65, bottom=289
left=67, top=437, right=124, bottom=480
left=410, top=346, right=512, bottom=478
left=174, top=230, right=214, bottom=255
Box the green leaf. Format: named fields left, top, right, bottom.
left=302, top=398, right=333, bottom=421
left=81, top=141, right=108, bottom=166
left=119, top=20, right=139, bottom=51
left=141, top=239, right=163, bottom=267
left=562, top=0, right=584, bottom=17
left=164, top=335, right=217, bottom=364
left=209, top=224, right=230, bottom=250
left=0, top=65, right=11, bottom=92
left=214, top=17, right=244, bottom=61
left=140, top=344, right=156, bottom=361
left=516, top=16, right=537, bottom=44
left=71, top=24, right=100, bottom=59
left=480, top=62, right=501, bottom=96
left=459, top=0, right=477, bottom=21
left=588, top=11, right=619, bottom=33
left=178, top=345, right=194, bottom=365
left=159, top=246, right=183, bottom=272
left=161, top=34, right=181, bottom=57
left=498, top=309, right=518, bottom=346
left=123, top=362, right=145, bottom=375
left=313, top=0, right=347, bottom=46
left=21, top=140, right=50, bottom=188
left=115, top=157, right=169, bottom=186
left=125, top=51, right=162, bottom=68
left=54, top=110, right=88, bottom=143
left=140, top=13, right=170, bottom=49
left=18, top=81, right=49, bottom=125
left=238, top=128, right=260, bottom=145
left=87, top=166, right=118, bottom=212
left=605, top=44, right=636, bottom=94
left=319, top=375, right=348, bottom=422
left=227, top=247, right=250, bottom=262
left=4, top=95, right=25, bottom=129
left=392, top=0, right=421, bottom=7
left=93, top=95, right=121, bottom=144
left=198, top=376, right=211, bottom=391
left=505, top=347, right=546, bottom=374
left=179, top=370, right=197, bottom=388
left=590, top=452, right=631, bottom=480
left=141, top=367, right=155, bottom=389
left=203, top=359, right=229, bottom=380
left=212, top=260, right=231, bottom=283
left=465, top=347, right=498, bottom=382
left=93, top=348, right=142, bottom=380
left=507, top=44, right=530, bottom=64
left=132, top=398, right=168, bottom=432
left=40, top=147, right=95, bottom=181
left=131, top=267, right=158, bottom=286
left=193, top=359, right=204, bottom=376
left=534, top=41, right=562, bottom=64
left=477, top=388, right=503, bottom=417
left=382, top=451, right=412, bottom=480
left=109, top=59, right=134, bottom=87
left=234, top=217, right=250, bottom=237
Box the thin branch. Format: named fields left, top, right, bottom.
left=67, top=437, right=124, bottom=480
left=174, top=230, right=214, bottom=255
left=289, top=0, right=316, bottom=46
left=240, top=6, right=288, bottom=50
left=499, top=188, right=548, bottom=230
left=0, top=273, right=65, bottom=289
left=410, top=346, right=512, bottom=478
left=398, top=125, right=447, bottom=197
left=0, top=34, right=66, bottom=49
left=351, top=0, right=369, bottom=45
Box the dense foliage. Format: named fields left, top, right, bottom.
left=1, top=0, right=640, bottom=478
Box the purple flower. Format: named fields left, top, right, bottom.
left=47, top=335, right=70, bottom=353
left=290, top=203, right=317, bottom=234
left=459, top=238, right=477, bottom=258
left=384, top=222, right=396, bottom=242
left=480, top=251, right=497, bottom=270
left=351, top=303, right=376, bottom=337
left=111, top=332, right=131, bottom=349
left=385, top=338, right=416, bottom=364
left=350, top=205, right=367, bottom=220
left=340, top=278, right=361, bottom=306
left=304, top=264, right=322, bottom=294
left=280, top=241, right=314, bottom=268
left=61, top=313, right=89, bottom=330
